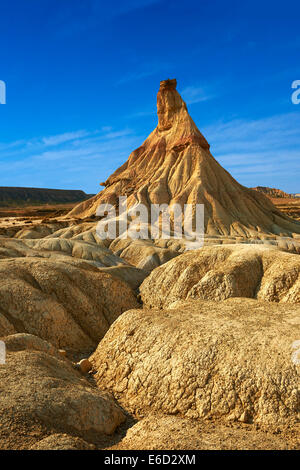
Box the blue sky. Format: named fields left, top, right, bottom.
left=0, top=0, right=300, bottom=194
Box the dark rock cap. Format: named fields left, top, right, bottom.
left=159, top=78, right=177, bottom=90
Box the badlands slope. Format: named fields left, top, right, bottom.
left=0, top=79, right=299, bottom=450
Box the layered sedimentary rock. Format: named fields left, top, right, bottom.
left=252, top=186, right=292, bottom=199
left=68, top=79, right=300, bottom=241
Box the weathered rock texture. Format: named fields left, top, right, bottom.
left=68, top=79, right=300, bottom=241
left=109, top=238, right=180, bottom=271
left=140, top=245, right=300, bottom=308
left=0, top=257, right=139, bottom=351
left=110, top=415, right=299, bottom=450
left=0, top=335, right=125, bottom=450
left=90, top=298, right=300, bottom=426
left=0, top=223, right=171, bottom=285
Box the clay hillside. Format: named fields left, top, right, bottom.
left=68, top=79, right=300, bottom=240
left=0, top=187, right=92, bottom=207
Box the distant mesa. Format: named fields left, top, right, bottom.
left=0, top=187, right=94, bottom=207
left=252, top=186, right=293, bottom=199
left=68, top=79, right=300, bottom=239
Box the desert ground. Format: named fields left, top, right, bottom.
left=0, top=202, right=79, bottom=222
left=0, top=79, right=299, bottom=451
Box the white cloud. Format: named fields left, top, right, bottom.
left=203, top=113, right=300, bottom=154
left=0, top=127, right=143, bottom=192
left=1, top=112, right=299, bottom=193
left=181, top=85, right=214, bottom=105
left=201, top=112, right=300, bottom=191
left=42, top=130, right=91, bottom=146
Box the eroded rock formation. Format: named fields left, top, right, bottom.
left=140, top=244, right=300, bottom=308
left=68, top=79, right=300, bottom=241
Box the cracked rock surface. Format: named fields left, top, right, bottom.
left=90, top=298, right=300, bottom=427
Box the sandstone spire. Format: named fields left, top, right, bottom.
left=68, top=79, right=300, bottom=239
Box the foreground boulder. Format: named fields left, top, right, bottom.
left=0, top=335, right=125, bottom=450
left=140, top=245, right=300, bottom=308
left=0, top=257, right=139, bottom=352
left=90, top=298, right=300, bottom=426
